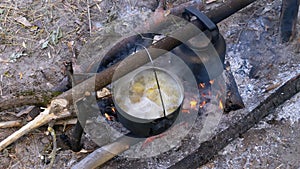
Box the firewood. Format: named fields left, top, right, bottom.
left=0, top=120, right=22, bottom=128
left=71, top=136, right=140, bottom=169
left=280, top=0, right=299, bottom=42
left=224, top=62, right=245, bottom=112
left=0, top=99, right=70, bottom=151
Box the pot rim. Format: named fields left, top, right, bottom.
left=112, top=66, right=184, bottom=123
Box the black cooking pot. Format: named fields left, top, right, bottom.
left=172, top=7, right=226, bottom=83
left=112, top=67, right=184, bottom=137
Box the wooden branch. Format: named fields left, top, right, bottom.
left=0, top=91, right=61, bottom=112
left=0, top=120, right=22, bottom=128
left=0, top=99, right=70, bottom=151
left=71, top=139, right=130, bottom=169
left=169, top=74, right=300, bottom=169
left=71, top=135, right=142, bottom=169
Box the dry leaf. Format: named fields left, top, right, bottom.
left=15, top=16, right=32, bottom=27
left=206, top=0, right=217, bottom=4
left=19, top=72, right=23, bottom=79
left=67, top=41, right=74, bottom=51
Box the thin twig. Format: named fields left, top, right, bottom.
left=0, top=120, right=22, bottom=128
left=0, top=75, right=3, bottom=96
left=47, top=126, right=57, bottom=169
left=87, top=0, right=92, bottom=36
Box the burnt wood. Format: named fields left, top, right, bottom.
left=224, top=62, right=245, bottom=113
left=280, top=0, right=299, bottom=42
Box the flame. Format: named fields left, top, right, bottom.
left=104, top=113, right=113, bottom=121
left=219, top=100, right=224, bottom=110
left=182, top=109, right=190, bottom=114
left=199, top=83, right=205, bottom=88
left=209, top=80, right=215, bottom=85
left=199, top=101, right=206, bottom=108
left=190, top=100, right=197, bottom=109
left=111, top=107, right=116, bottom=113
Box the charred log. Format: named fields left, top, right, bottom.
left=224, top=62, right=245, bottom=113
left=280, top=0, right=299, bottom=42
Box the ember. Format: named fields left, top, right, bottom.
left=219, top=99, right=224, bottom=110
left=199, top=83, right=205, bottom=88
left=104, top=113, right=113, bottom=121
left=190, top=100, right=197, bottom=109
left=200, top=101, right=206, bottom=108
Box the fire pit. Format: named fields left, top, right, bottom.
left=72, top=5, right=241, bottom=168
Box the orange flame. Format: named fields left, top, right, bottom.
left=219, top=100, right=224, bottom=110
left=111, top=107, right=116, bottom=113
left=190, top=100, right=197, bottom=109
left=105, top=113, right=113, bottom=121
left=182, top=109, right=190, bottom=114
left=209, top=80, right=215, bottom=85
left=199, top=83, right=205, bottom=88
left=199, top=101, right=206, bottom=108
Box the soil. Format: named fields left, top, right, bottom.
left=0, top=0, right=299, bottom=169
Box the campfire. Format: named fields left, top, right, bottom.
left=1, top=0, right=299, bottom=168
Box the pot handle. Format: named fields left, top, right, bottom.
left=183, top=6, right=219, bottom=43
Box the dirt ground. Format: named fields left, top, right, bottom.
left=0, top=0, right=299, bottom=169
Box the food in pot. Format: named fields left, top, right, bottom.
left=114, top=67, right=183, bottom=120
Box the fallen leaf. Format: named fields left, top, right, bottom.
left=22, top=41, right=26, bottom=48
left=4, top=71, right=12, bottom=78
left=67, top=41, right=74, bottom=51
left=51, top=27, right=62, bottom=45
left=30, top=25, right=39, bottom=32
left=0, top=9, right=5, bottom=15
left=206, top=0, right=217, bottom=4
left=9, top=52, right=27, bottom=62
left=15, top=16, right=32, bottom=27
left=0, top=58, right=8, bottom=63
left=41, top=40, right=49, bottom=49
left=19, top=72, right=23, bottom=79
